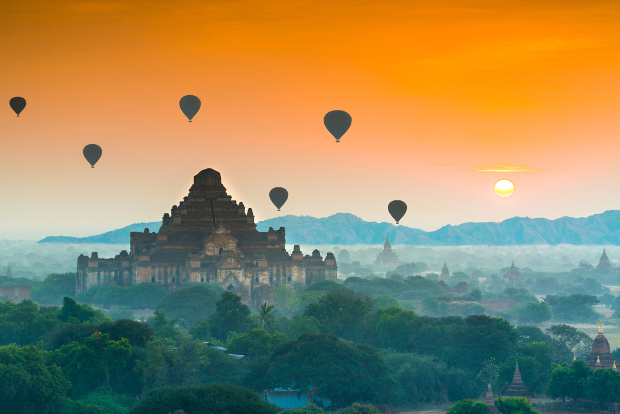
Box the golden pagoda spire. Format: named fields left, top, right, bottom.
left=614, top=361, right=617, bottom=370
left=600, top=320, right=603, bottom=333
left=597, top=356, right=601, bottom=364
left=573, top=353, right=576, bottom=362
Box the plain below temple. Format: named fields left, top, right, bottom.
left=77, top=168, right=337, bottom=308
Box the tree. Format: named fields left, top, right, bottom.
left=600, top=293, right=615, bottom=308
left=518, top=302, right=553, bottom=324
left=372, top=295, right=400, bottom=308
left=0, top=300, right=60, bottom=345
left=546, top=325, right=592, bottom=362
left=156, top=286, right=220, bottom=326
left=544, top=294, right=600, bottom=322
left=258, top=302, right=278, bottom=331
left=128, top=383, right=279, bottom=414
left=284, top=404, right=326, bottom=413
left=447, top=399, right=489, bottom=414
left=227, top=328, right=286, bottom=359
left=342, top=403, right=381, bottom=414
left=59, top=297, right=107, bottom=324
left=49, top=332, right=132, bottom=396
left=304, top=290, right=374, bottom=342
left=547, top=360, right=590, bottom=402
left=371, top=306, right=416, bottom=350
left=246, top=333, right=400, bottom=409
left=0, top=345, right=70, bottom=414
left=287, top=315, right=321, bottom=339
left=209, top=292, right=253, bottom=341
left=586, top=368, right=620, bottom=404
left=32, top=272, right=77, bottom=304
left=494, top=397, right=539, bottom=414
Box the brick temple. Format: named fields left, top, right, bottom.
left=77, top=168, right=337, bottom=307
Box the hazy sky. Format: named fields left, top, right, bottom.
left=1, top=0, right=620, bottom=239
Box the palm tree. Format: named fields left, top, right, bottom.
left=259, top=302, right=277, bottom=330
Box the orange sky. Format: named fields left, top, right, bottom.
left=1, top=0, right=620, bottom=239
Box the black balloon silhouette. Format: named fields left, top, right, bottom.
left=388, top=200, right=407, bottom=224
left=269, top=187, right=288, bottom=211
left=9, top=97, right=26, bottom=117
left=83, top=144, right=102, bottom=168
left=324, top=110, right=352, bottom=142
left=179, top=95, right=201, bottom=122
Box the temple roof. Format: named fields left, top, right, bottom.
left=591, top=321, right=612, bottom=355
left=502, top=361, right=531, bottom=398
left=485, top=384, right=502, bottom=414
left=5, top=266, right=12, bottom=278
left=384, top=236, right=392, bottom=251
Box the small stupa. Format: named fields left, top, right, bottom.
left=501, top=361, right=531, bottom=402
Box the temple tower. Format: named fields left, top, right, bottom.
left=501, top=361, right=531, bottom=402
left=485, top=384, right=502, bottom=414
left=439, top=262, right=451, bottom=281
left=585, top=321, right=617, bottom=369
left=597, top=249, right=613, bottom=270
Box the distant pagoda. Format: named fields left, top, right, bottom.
left=374, top=236, right=400, bottom=271
left=5, top=266, right=12, bottom=278
left=501, top=361, right=531, bottom=402
left=597, top=249, right=614, bottom=271
left=503, top=262, right=524, bottom=283
left=439, top=262, right=451, bottom=281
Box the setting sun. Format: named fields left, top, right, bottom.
left=494, top=179, right=515, bottom=199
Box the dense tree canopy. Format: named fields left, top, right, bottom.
left=129, top=383, right=279, bottom=414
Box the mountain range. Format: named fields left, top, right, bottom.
left=37, top=210, right=620, bottom=245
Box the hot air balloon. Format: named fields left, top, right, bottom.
left=83, top=144, right=102, bottom=168
left=324, top=110, right=352, bottom=143
left=269, top=187, right=288, bottom=211
left=9, top=97, right=26, bottom=117
left=388, top=200, right=407, bottom=224
left=179, top=95, right=201, bottom=122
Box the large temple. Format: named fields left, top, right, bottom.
left=439, top=262, right=451, bottom=281
left=585, top=321, right=617, bottom=370
left=76, top=168, right=337, bottom=308
left=374, top=236, right=400, bottom=270
left=503, top=262, right=524, bottom=283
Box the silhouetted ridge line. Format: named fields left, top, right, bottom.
left=38, top=210, right=620, bottom=245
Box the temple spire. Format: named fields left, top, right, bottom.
left=600, top=320, right=603, bottom=333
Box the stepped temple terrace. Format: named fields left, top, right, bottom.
left=77, top=168, right=337, bottom=307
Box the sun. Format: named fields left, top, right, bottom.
left=494, top=179, right=515, bottom=198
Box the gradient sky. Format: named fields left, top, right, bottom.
left=1, top=0, right=620, bottom=239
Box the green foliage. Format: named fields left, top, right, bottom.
left=209, top=291, right=253, bottom=341
left=0, top=344, right=70, bottom=414
left=258, top=302, right=278, bottom=331
left=586, top=368, right=620, bottom=403
left=283, top=403, right=326, bottom=413
left=129, top=383, right=279, bottom=414
left=60, top=400, right=103, bottom=414
left=143, top=336, right=244, bottom=391
left=76, top=283, right=169, bottom=309
left=227, top=328, right=287, bottom=359
left=547, top=360, right=590, bottom=401
left=287, top=315, right=321, bottom=338
left=60, top=297, right=109, bottom=324
left=383, top=351, right=477, bottom=404
left=544, top=294, right=600, bottom=322
left=246, top=333, right=400, bottom=409
left=156, top=286, right=220, bottom=325
left=304, top=290, right=374, bottom=342
left=518, top=301, right=553, bottom=324
left=0, top=300, right=60, bottom=345
left=341, top=403, right=381, bottom=414
left=371, top=306, right=417, bottom=350
left=372, top=295, right=400, bottom=308
left=48, top=318, right=154, bottom=349
left=546, top=324, right=592, bottom=362
left=189, top=318, right=211, bottom=340
left=107, top=308, right=134, bottom=321
left=447, top=399, right=489, bottom=414
left=32, top=272, right=77, bottom=304
left=494, top=397, right=539, bottom=414
left=49, top=332, right=133, bottom=396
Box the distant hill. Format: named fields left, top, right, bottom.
left=38, top=210, right=620, bottom=245
left=38, top=222, right=161, bottom=244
